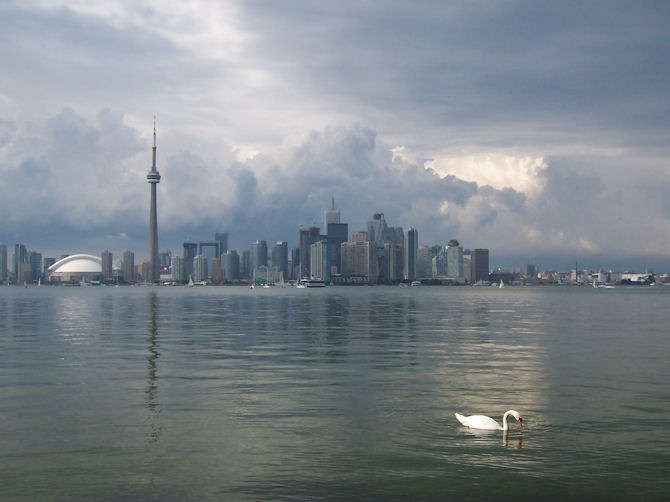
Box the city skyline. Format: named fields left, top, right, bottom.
left=1, top=3, right=670, bottom=272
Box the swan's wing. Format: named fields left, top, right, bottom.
left=455, top=413, right=502, bottom=430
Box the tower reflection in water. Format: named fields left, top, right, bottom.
left=145, top=291, right=162, bottom=444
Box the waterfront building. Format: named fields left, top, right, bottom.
left=310, top=240, right=330, bottom=281
left=193, top=255, right=208, bottom=282
left=271, top=241, right=289, bottom=281
left=326, top=222, right=348, bottom=274
left=43, top=258, right=56, bottom=279
left=446, top=239, right=464, bottom=282
left=47, top=254, right=102, bottom=283
left=299, top=227, right=321, bottom=280
left=0, top=243, right=7, bottom=281
left=171, top=255, right=185, bottom=282
left=12, top=243, right=28, bottom=283
left=122, top=250, right=135, bottom=284
left=183, top=242, right=197, bottom=279
left=159, top=251, right=171, bottom=273
left=146, top=120, right=161, bottom=284
left=471, top=248, right=490, bottom=283
left=416, top=245, right=433, bottom=278
left=222, top=250, right=240, bottom=281
left=101, top=250, right=113, bottom=281
left=215, top=232, right=229, bottom=255
left=341, top=240, right=377, bottom=283
left=324, top=196, right=340, bottom=231
left=211, top=258, right=222, bottom=282
left=199, top=241, right=219, bottom=261
left=28, top=251, right=42, bottom=283
left=382, top=243, right=404, bottom=282
left=404, top=228, right=418, bottom=280
left=250, top=240, right=268, bottom=277
left=241, top=250, right=251, bottom=280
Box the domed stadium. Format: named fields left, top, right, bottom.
left=47, top=254, right=102, bottom=283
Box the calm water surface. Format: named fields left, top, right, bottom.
left=1, top=285, right=669, bottom=500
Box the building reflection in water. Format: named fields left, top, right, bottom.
left=145, top=291, right=162, bottom=444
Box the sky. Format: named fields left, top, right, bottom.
left=1, top=0, right=669, bottom=271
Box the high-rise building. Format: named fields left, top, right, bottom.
left=299, top=227, right=321, bottom=279
left=309, top=240, right=330, bottom=281
left=12, top=243, right=28, bottom=283
left=159, top=251, right=172, bottom=272
left=43, top=258, right=56, bottom=280
left=241, top=250, right=251, bottom=279
left=28, top=251, right=42, bottom=283
left=146, top=119, right=161, bottom=283
left=382, top=243, right=404, bottom=282
left=341, top=240, right=377, bottom=283
left=0, top=243, right=7, bottom=282
left=122, top=250, right=135, bottom=283
left=193, top=255, right=208, bottom=282
left=171, top=255, right=185, bottom=282
left=471, top=248, right=490, bottom=283
left=215, top=232, right=229, bottom=256
left=101, top=250, right=113, bottom=281
left=404, top=228, right=418, bottom=280
left=324, top=196, right=340, bottom=231
left=271, top=241, right=289, bottom=281
left=222, top=250, right=240, bottom=281
left=326, top=222, right=348, bottom=274
left=250, top=240, right=267, bottom=278
left=183, top=242, right=197, bottom=279
left=446, top=239, right=464, bottom=281
left=416, top=245, right=432, bottom=278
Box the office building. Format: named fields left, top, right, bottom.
left=171, top=255, right=185, bottom=282
left=222, top=250, right=240, bottom=281
left=326, top=222, right=348, bottom=274
left=341, top=240, right=377, bottom=283
left=324, top=196, right=340, bottom=230
left=101, top=250, right=113, bottom=280
left=271, top=241, right=289, bottom=281
left=446, top=239, right=464, bottom=281
left=12, top=243, right=28, bottom=283
left=122, top=250, right=135, bottom=283
left=310, top=240, right=330, bottom=281
left=471, top=248, right=490, bottom=283
left=0, top=243, right=6, bottom=281
left=215, top=232, right=229, bottom=256
left=183, top=242, right=197, bottom=279
left=250, top=240, right=268, bottom=277
left=404, top=228, right=418, bottom=280
left=193, top=255, right=208, bottom=282
left=299, top=227, right=321, bottom=280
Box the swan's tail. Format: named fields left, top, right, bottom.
left=454, top=413, right=467, bottom=425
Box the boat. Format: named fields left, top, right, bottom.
left=300, top=279, right=326, bottom=288
left=411, top=280, right=422, bottom=286
left=187, top=275, right=194, bottom=287
left=499, top=280, right=504, bottom=288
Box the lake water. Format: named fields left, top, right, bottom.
left=1, top=285, right=669, bottom=500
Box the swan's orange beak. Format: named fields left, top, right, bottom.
left=518, top=418, right=523, bottom=426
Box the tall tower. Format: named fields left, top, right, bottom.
left=146, top=118, right=161, bottom=283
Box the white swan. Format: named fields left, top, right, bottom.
left=454, top=410, right=522, bottom=431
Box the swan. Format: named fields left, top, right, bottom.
left=454, top=410, right=522, bottom=431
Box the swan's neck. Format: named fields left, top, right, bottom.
left=502, top=411, right=511, bottom=431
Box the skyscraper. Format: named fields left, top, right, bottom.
left=12, top=243, right=27, bottom=283
left=215, top=232, right=229, bottom=256
left=146, top=119, right=161, bottom=283
left=299, top=227, right=321, bottom=279
left=404, top=228, right=418, bottom=280
left=101, top=250, right=113, bottom=281
left=250, top=240, right=268, bottom=277
left=123, top=250, right=135, bottom=284
left=0, top=243, right=7, bottom=282
left=324, top=196, right=340, bottom=231
left=271, top=241, right=289, bottom=281
left=446, top=239, right=464, bottom=281
left=471, top=248, right=490, bottom=283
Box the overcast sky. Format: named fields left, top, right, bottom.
left=1, top=1, right=669, bottom=271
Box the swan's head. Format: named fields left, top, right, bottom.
left=509, top=410, right=522, bottom=426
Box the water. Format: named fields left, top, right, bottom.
left=1, top=285, right=669, bottom=500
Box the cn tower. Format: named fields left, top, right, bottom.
left=146, top=118, right=161, bottom=283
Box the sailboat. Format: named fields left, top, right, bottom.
left=499, top=280, right=504, bottom=288
left=187, top=275, right=194, bottom=287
